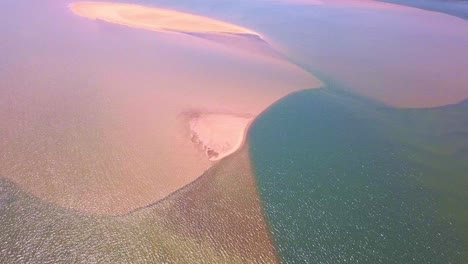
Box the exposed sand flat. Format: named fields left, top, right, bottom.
left=187, top=113, right=253, bottom=161
left=70, top=2, right=262, bottom=38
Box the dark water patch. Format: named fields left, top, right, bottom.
left=378, top=0, right=468, bottom=20
left=250, top=88, right=466, bottom=263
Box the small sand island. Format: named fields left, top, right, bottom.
left=187, top=113, right=253, bottom=161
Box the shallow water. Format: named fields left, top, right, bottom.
left=0, top=147, right=277, bottom=263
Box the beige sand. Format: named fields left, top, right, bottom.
left=187, top=112, right=253, bottom=161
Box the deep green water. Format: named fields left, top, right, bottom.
left=250, top=87, right=467, bottom=263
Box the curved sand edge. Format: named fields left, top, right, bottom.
left=185, top=112, right=254, bottom=161
left=126, top=87, right=323, bottom=215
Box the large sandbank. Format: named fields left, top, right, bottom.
left=0, top=1, right=321, bottom=215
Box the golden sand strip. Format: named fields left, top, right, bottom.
left=70, top=2, right=262, bottom=38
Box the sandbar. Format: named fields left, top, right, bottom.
left=70, top=2, right=262, bottom=38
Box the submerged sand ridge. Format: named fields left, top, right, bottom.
left=0, top=1, right=321, bottom=215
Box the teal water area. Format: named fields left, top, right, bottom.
left=249, top=87, right=467, bottom=263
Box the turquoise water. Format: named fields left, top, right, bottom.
left=250, top=87, right=467, bottom=263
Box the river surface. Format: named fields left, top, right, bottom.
left=1, top=0, right=467, bottom=263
